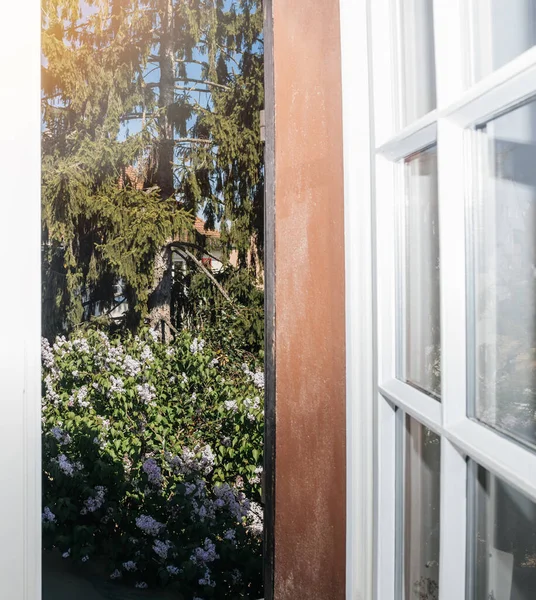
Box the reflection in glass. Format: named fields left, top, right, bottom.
left=404, top=146, right=441, bottom=399
left=470, top=100, right=536, bottom=447
left=470, top=463, right=536, bottom=600
left=400, top=0, right=436, bottom=124
left=404, top=416, right=441, bottom=600
left=471, top=0, right=536, bottom=84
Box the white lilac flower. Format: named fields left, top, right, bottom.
left=122, top=561, right=137, bottom=572
left=81, top=486, right=106, bottom=514
left=93, top=436, right=107, bottom=449
left=242, top=363, right=265, bottom=389
left=56, top=454, right=77, bottom=477
left=252, top=372, right=264, bottom=389
left=62, top=549, right=71, bottom=559
left=42, top=506, right=56, bottom=523
left=50, top=426, right=71, bottom=446
left=181, top=372, right=188, bottom=384
left=191, top=392, right=197, bottom=401
left=44, top=374, right=60, bottom=405
left=109, top=375, right=125, bottom=396
left=209, top=358, right=219, bottom=368
left=140, top=345, right=154, bottom=363
left=224, top=400, right=238, bottom=413
left=110, top=569, right=121, bottom=580
left=72, top=370, right=79, bottom=378
left=41, top=338, right=55, bottom=369
left=249, top=465, right=263, bottom=485
left=135, top=582, right=148, bottom=589
left=148, top=328, right=159, bottom=341
left=142, top=458, right=163, bottom=486
left=166, top=565, right=180, bottom=576
left=165, top=347, right=175, bottom=357
left=135, top=515, right=164, bottom=536
left=152, top=539, right=172, bottom=560
left=198, top=567, right=216, bottom=588
left=190, top=538, right=219, bottom=566
left=123, top=355, right=141, bottom=377
left=81, top=555, right=89, bottom=563
left=105, top=346, right=124, bottom=367
left=222, top=437, right=231, bottom=447
left=190, top=338, right=206, bottom=355
left=71, top=385, right=90, bottom=408
left=136, top=383, right=156, bottom=405
left=246, top=501, right=264, bottom=537
left=72, top=338, right=90, bottom=354
left=167, top=445, right=215, bottom=476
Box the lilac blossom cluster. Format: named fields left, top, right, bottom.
left=81, top=486, right=106, bottom=515
left=190, top=538, right=219, bottom=567
left=135, top=514, right=165, bottom=536
left=142, top=458, right=163, bottom=487
left=50, top=426, right=71, bottom=446
left=55, top=454, right=81, bottom=477
left=242, top=363, right=265, bottom=389
left=152, top=539, right=172, bottom=560
left=167, top=444, right=215, bottom=476
left=137, top=383, right=156, bottom=405
left=190, top=338, right=206, bottom=355
left=42, top=506, right=56, bottom=523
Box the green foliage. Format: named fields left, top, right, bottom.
left=42, top=328, right=264, bottom=598
left=42, top=0, right=264, bottom=337
left=173, top=266, right=264, bottom=357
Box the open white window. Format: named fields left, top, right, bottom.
left=342, top=0, right=536, bottom=599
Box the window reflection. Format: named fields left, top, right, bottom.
left=471, top=99, right=536, bottom=447
left=470, top=464, right=536, bottom=600
left=404, top=416, right=441, bottom=600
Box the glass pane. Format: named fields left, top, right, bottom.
left=403, top=146, right=441, bottom=399
left=469, top=463, right=536, bottom=599
left=470, top=100, right=536, bottom=447
left=404, top=416, right=441, bottom=600
left=471, top=0, right=536, bottom=84
left=400, top=0, right=437, bottom=124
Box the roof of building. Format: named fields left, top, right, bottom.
left=194, top=216, right=220, bottom=239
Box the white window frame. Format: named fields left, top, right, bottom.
left=0, top=1, right=42, bottom=598
left=341, top=1, right=536, bottom=599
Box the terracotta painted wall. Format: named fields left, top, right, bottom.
left=264, top=0, right=346, bottom=598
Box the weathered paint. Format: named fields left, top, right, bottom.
left=265, top=0, right=346, bottom=597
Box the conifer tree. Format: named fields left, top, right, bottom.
left=42, top=0, right=264, bottom=338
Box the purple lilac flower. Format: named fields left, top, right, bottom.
left=81, top=486, right=106, bottom=515
left=190, top=538, right=219, bottom=566
left=152, top=539, right=172, bottom=559
left=135, top=515, right=164, bottom=536
left=142, top=458, right=163, bottom=486
left=50, top=426, right=71, bottom=446
left=42, top=506, right=56, bottom=523
left=135, top=582, right=148, bottom=589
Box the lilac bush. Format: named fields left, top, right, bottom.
left=41, top=329, right=264, bottom=598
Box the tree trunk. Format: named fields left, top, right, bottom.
left=148, top=0, right=175, bottom=337
left=147, top=245, right=173, bottom=336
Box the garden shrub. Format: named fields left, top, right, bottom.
left=41, top=328, right=264, bottom=599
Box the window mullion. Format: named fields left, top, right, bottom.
left=437, top=117, right=468, bottom=427
left=438, top=438, right=467, bottom=600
